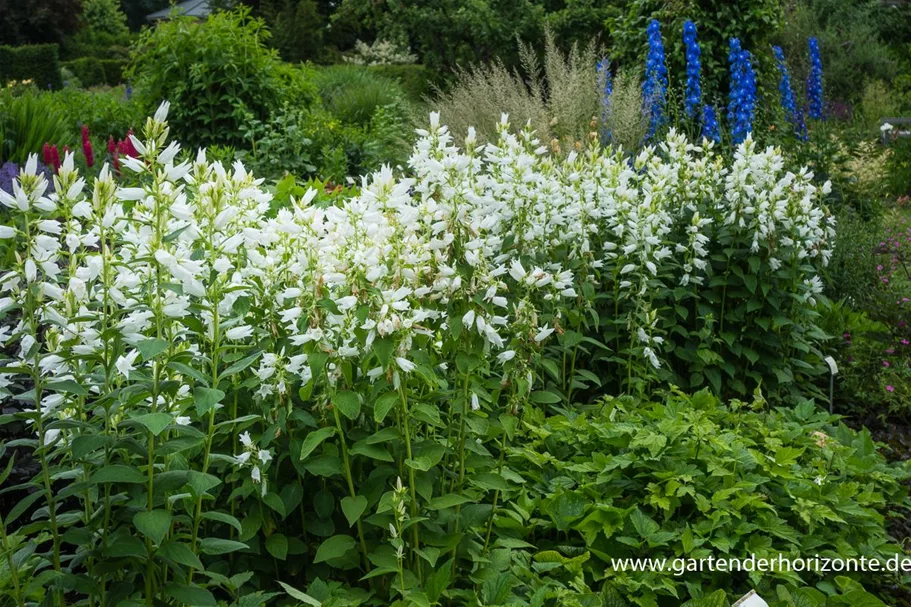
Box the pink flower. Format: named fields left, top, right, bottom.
left=81, top=125, right=94, bottom=168
left=886, top=385, right=895, bottom=393
left=883, top=360, right=890, bottom=367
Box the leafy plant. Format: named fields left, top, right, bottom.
left=126, top=7, right=298, bottom=149
left=0, top=90, right=72, bottom=164
left=506, top=390, right=911, bottom=605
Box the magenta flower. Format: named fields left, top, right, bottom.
left=886, top=385, right=895, bottom=393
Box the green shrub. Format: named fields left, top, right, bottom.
left=126, top=7, right=295, bottom=148
left=0, top=90, right=72, bottom=164
left=61, top=58, right=128, bottom=88
left=45, top=87, right=142, bottom=138
left=315, top=65, right=406, bottom=126
left=509, top=390, right=911, bottom=604
left=367, top=64, right=435, bottom=101
left=823, top=211, right=883, bottom=305
left=242, top=99, right=410, bottom=182
left=0, top=44, right=63, bottom=90
left=774, top=0, right=899, bottom=105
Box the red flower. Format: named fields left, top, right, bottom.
left=81, top=125, right=94, bottom=168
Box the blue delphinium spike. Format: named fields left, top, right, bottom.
left=701, top=105, right=720, bottom=143
left=683, top=21, right=701, bottom=119
left=772, top=46, right=797, bottom=124
left=643, top=19, right=668, bottom=138
left=727, top=39, right=756, bottom=144
left=807, top=37, right=824, bottom=120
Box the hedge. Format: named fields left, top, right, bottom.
left=62, top=58, right=128, bottom=88
left=0, top=44, right=63, bottom=90
left=366, top=64, right=436, bottom=101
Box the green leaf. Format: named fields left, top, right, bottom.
left=278, top=581, right=322, bottom=606
left=630, top=508, right=659, bottom=540
left=201, top=511, right=242, bottom=533
left=372, top=337, right=395, bottom=368
left=222, top=351, right=261, bottom=376
left=90, top=465, right=146, bottom=484
left=530, top=390, right=562, bottom=404
left=133, top=510, right=172, bottom=546
left=314, top=535, right=355, bottom=563
left=428, top=494, right=472, bottom=510
left=194, top=387, right=225, bottom=417
left=333, top=390, right=360, bottom=420
left=134, top=413, right=173, bottom=437
left=164, top=583, right=217, bottom=606
left=199, top=538, right=248, bottom=555
left=158, top=541, right=204, bottom=570
left=265, top=533, right=288, bottom=560
left=45, top=379, right=88, bottom=397
left=264, top=492, right=287, bottom=518
left=299, top=427, right=336, bottom=460
left=137, top=338, right=170, bottom=361
left=373, top=392, right=398, bottom=423
left=349, top=440, right=393, bottom=462
left=341, top=495, right=368, bottom=527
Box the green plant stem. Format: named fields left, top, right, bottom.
left=331, top=406, right=371, bottom=573
left=397, top=383, right=421, bottom=578
left=0, top=521, right=25, bottom=607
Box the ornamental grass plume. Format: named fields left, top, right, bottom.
left=683, top=21, right=702, bottom=119
left=643, top=19, right=668, bottom=137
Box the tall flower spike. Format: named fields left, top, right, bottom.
left=727, top=39, right=756, bottom=144
left=643, top=19, right=668, bottom=138
left=597, top=59, right=612, bottom=142
left=81, top=125, right=94, bottom=168
left=807, top=37, right=824, bottom=120
left=701, top=105, right=720, bottom=143
left=683, top=21, right=701, bottom=119
left=772, top=46, right=797, bottom=124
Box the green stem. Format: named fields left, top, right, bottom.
left=331, top=406, right=371, bottom=573
left=397, top=383, right=421, bottom=578
left=0, top=520, right=25, bottom=607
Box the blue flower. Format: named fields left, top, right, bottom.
left=727, top=38, right=756, bottom=144
left=683, top=21, right=701, bottom=119
left=0, top=162, right=18, bottom=195
left=807, top=37, right=824, bottom=120
left=701, top=105, right=720, bottom=143
left=643, top=19, right=668, bottom=138
left=772, top=47, right=796, bottom=123
left=597, top=59, right=612, bottom=100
